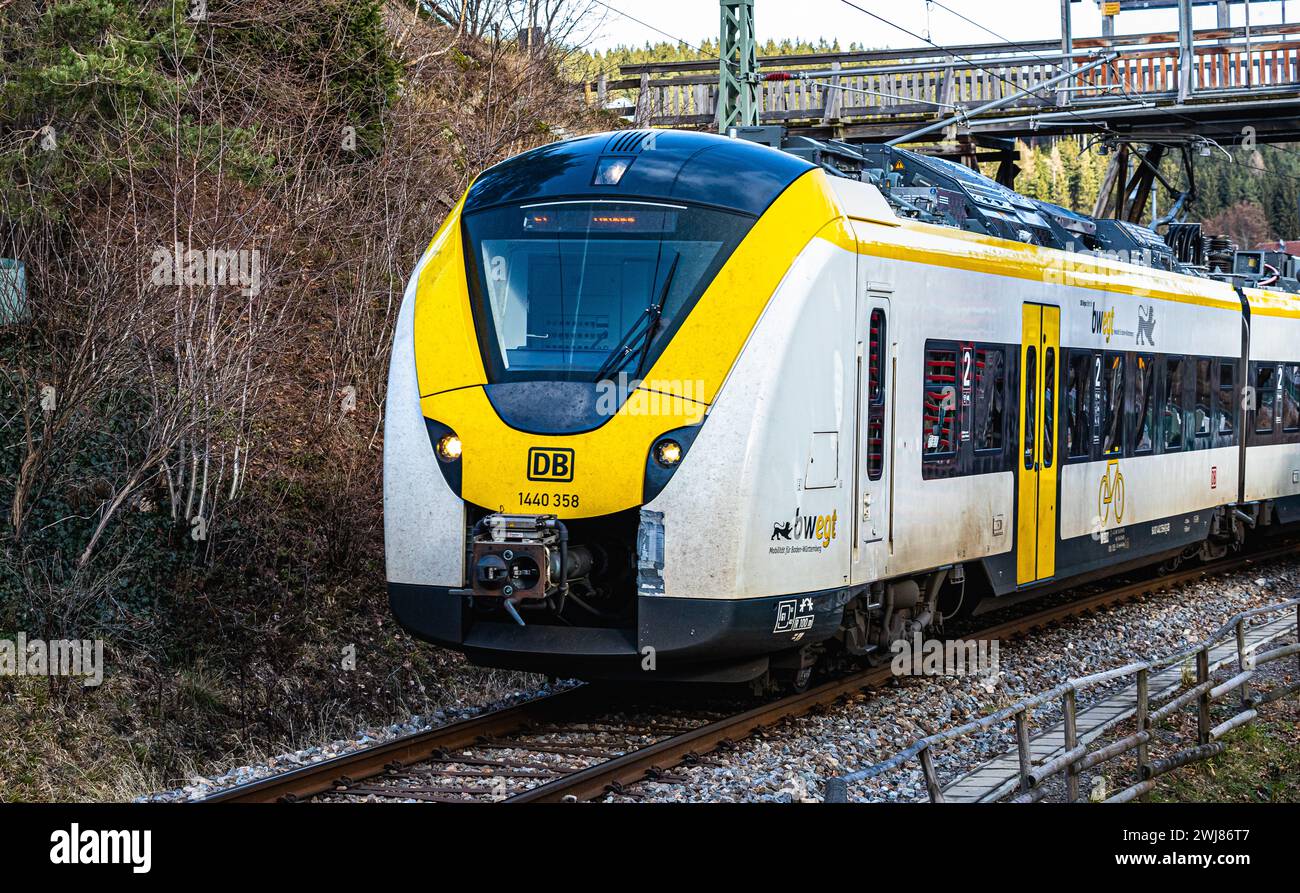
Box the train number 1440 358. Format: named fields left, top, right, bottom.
left=518, top=491, right=580, bottom=509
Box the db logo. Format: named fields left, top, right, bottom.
left=1211, top=466, right=1217, bottom=489
left=527, top=447, right=574, bottom=482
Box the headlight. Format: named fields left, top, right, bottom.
left=435, top=433, right=463, bottom=463
left=654, top=439, right=683, bottom=467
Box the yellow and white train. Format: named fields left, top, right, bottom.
left=384, top=128, right=1300, bottom=685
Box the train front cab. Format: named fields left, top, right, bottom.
left=386, top=130, right=874, bottom=683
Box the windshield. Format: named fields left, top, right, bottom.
left=463, top=200, right=753, bottom=382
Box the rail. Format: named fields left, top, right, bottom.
left=825, top=597, right=1300, bottom=803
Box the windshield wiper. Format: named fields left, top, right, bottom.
left=632, top=253, right=679, bottom=380
left=592, top=252, right=679, bottom=383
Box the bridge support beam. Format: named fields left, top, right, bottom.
left=1178, top=0, right=1196, bottom=101
left=1094, top=141, right=1195, bottom=227
left=1059, top=0, right=1073, bottom=107
left=718, top=0, right=759, bottom=133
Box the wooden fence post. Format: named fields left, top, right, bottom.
left=1236, top=617, right=1250, bottom=709
left=1136, top=668, right=1149, bottom=790
left=1197, top=647, right=1211, bottom=746
left=1015, top=710, right=1032, bottom=793
left=1063, top=687, right=1079, bottom=803
left=920, top=745, right=945, bottom=803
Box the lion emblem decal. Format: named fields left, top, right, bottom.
left=1136, top=304, right=1156, bottom=346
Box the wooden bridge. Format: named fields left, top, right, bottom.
left=592, top=22, right=1300, bottom=145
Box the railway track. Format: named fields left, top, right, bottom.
left=205, top=541, right=1298, bottom=804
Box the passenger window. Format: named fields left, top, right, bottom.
left=1164, top=357, right=1184, bottom=451
left=923, top=346, right=957, bottom=456
left=1043, top=348, right=1055, bottom=468
left=1133, top=354, right=1155, bottom=453
left=866, top=310, right=886, bottom=482
left=974, top=348, right=1005, bottom=452
left=1257, top=365, right=1276, bottom=434
left=1101, top=353, right=1124, bottom=455
left=1195, top=359, right=1213, bottom=438
left=867, top=416, right=884, bottom=481
left=1066, top=351, right=1092, bottom=458
left=868, top=309, right=885, bottom=404
left=1218, top=362, right=1235, bottom=436
left=1024, top=346, right=1037, bottom=470
left=1284, top=364, right=1300, bottom=433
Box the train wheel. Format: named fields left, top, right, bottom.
left=790, top=665, right=813, bottom=693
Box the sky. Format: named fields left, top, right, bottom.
left=584, top=0, right=1295, bottom=52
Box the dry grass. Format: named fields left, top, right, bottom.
left=0, top=2, right=611, bottom=802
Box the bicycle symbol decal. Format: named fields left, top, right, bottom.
left=1098, top=458, right=1125, bottom=525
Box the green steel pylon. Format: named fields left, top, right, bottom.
left=718, top=0, right=758, bottom=132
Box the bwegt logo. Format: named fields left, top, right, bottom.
left=150, top=243, right=261, bottom=297
left=891, top=634, right=1000, bottom=680
left=1, top=634, right=103, bottom=687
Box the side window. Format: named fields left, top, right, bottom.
left=923, top=345, right=957, bottom=456
left=1101, top=352, right=1124, bottom=455
left=1133, top=354, right=1155, bottom=453
left=1164, top=356, right=1184, bottom=451
left=974, top=347, right=1005, bottom=452
left=1024, top=346, right=1037, bottom=470
left=866, top=310, right=886, bottom=481
left=868, top=309, right=885, bottom=404
left=1218, top=362, right=1235, bottom=436
left=1257, top=364, right=1277, bottom=434
left=1195, top=358, right=1213, bottom=439
left=1066, top=351, right=1092, bottom=458
left=1284, top=364, right=1300, bottom=433
left=1043, top=348, right=1056, bottom=468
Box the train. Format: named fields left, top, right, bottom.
left=384, top=126, right=1300, bottom=688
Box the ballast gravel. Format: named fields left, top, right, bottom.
left=138, top=681, right=576, bottom=802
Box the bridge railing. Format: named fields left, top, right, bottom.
left=593, top=23, right=1300, bottom=130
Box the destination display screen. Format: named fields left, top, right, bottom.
left=521, top=205, right=680, bottom=235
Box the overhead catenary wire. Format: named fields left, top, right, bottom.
left=926, top=0, right=1143, bottom=106
left=581, top=1, right=712, bottom=91
left=587, top=0, right=708, bottom=56
left=832, top=0, right=1120, bottom=134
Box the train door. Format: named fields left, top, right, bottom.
left=853, top=285, right=891, bottom=576
left=1017, top=303, right=1060, bottom=585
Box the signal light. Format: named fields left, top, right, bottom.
left=594, top=156, right=632, bottom=186
left=436, top=433, right=463, bottom=463
left=654, top=439, right=683, bottom=467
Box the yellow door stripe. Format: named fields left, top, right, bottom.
left=1017, top=306, right=1040, bottom=585
left=1037, top=305, right=1060, bottom=581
